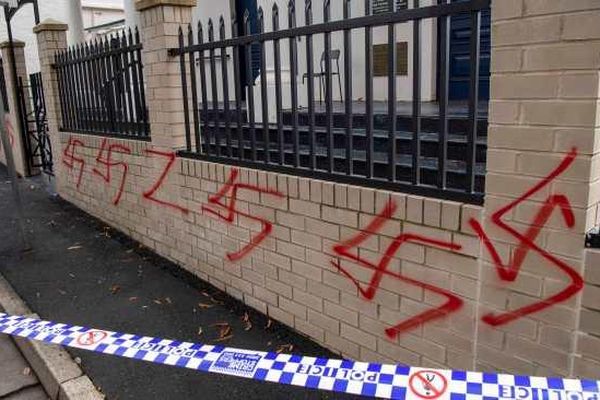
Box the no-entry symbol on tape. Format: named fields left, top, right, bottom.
left=76, top=330, right=108, bottom=346
left=409, top=370, right=448, bottom=399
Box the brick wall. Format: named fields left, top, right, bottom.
left=35, top=0, right=600, bottom=380
left=57, top=131, right=485, bottom=370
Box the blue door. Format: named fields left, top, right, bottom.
left=447, top=3, right=490, bottom=101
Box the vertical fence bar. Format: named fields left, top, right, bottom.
left=244, top=11, right=257, bottom=161
left=467, top=8, right=480, bottom=193
left=288, top=1, right=299, bottom=168
left=87, top=42, right=100, bottom=133
left=103, top=38, right=117, bottom=132
left=412, top=0, right=421, bottom=185
left=387, top=0, right=397, bottom=181
left=209, top=20, right=222, bottom=157
left=80, top=44, right=94, bottom=132
left=324, top=0, right=334, bottom=173
left=74, top=46, right=87, bottom=130
left=365, top=0, right=374, bottom=178
left=437, top=0, right=449, bottom=189
left=178, top=27, right=192, bottom=151
left=273, top=5, right=284, bottom=165
left=219, top=17, right=232, bottom=158
left=128, top=31, right=142, bottom=136
left=231, top=13, right=244, bottom=159
left=188, top=25, right=201, bottom=152
left=111, top=35, right=124, bottom=132
left=343, top=0, right=353, bottom=176
left=97, top=39, right=111, bottom=133
left=121, top=33, right=135, bottom=135
left=198, top=22, right=210, bottom=155
left=134, top=28, right=148, bottom=135
left=305, top=0, right=316, bottom=170
left=258, top=8, right=270, bottom=164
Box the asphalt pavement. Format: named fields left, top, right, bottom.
left=0, top=166, right=364, bottom=400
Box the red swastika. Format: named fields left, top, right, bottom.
left=331, top=200, right=463, bottom=338
left=92, top=138, right=131, bottom=205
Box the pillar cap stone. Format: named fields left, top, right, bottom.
left=0, top=40, right=25, bottom=49
left=33, top=18, right=69, bottom=34
left=135, top=0, right=196, bottom=11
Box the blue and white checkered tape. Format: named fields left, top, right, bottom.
left=0, top=312, right=598, bottom=399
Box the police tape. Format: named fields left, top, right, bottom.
left=0, top=312, right=598, bottom=400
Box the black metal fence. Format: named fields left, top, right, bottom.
left=54, top=29, right=149, bottom=139
left=172, top=0, right=490, bottom=204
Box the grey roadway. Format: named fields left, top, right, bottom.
left=0, top=166, right=366, bottom=400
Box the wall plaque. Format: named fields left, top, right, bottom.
left=373, top=42, right=408, bottom=77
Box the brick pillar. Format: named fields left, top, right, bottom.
left=33, top=19, right=69, bottom=192
left=0, top=40, right=30, bottom=177
left=477, top=1, right=600, bottom=376
left=135, top=0, right=196, bottom=150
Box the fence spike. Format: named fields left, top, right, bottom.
left=305, top=0, right=312, bottom=12
left=134, top=26, right=140, bottom=43
left=219, top=15, right=226, bottom=38
left=208, top=18, right=214, bottom=41
left=272, top=3, right=279, bottom=29
left=198, top=20, right=204, bottom=43
left=288, top=0, right=295, bottom=14
left=257, top=6, right=264, bottom=30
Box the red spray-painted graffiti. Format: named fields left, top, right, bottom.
left=142, top=149, right=189, bottom=214
left=92, top=138, right=131, bottom=205
left=469, top=147, right=583, bottom=326
left=202, top=168, right=284, bottom=261
left=62, top=136, right=86, bottom=189
left=331, top=200, right=463, bottom=338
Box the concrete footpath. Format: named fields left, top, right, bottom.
left=0, top=167, right=362, bottom=399
left=0, top=334, right=48, bottom=400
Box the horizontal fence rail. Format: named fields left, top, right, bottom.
left=172, top=0, right=490, bottom=204
left=54, top=28, right=149, bottom=139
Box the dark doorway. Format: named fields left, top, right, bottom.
left=439, top=0, right=491, bottom=101
left=235, top=0, right=260, bottom=102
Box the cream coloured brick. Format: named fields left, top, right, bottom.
left=490, top=48, right=523, bottom=73
left=298, top=178, right=310, bottom=200
left=291, top=260, right=323, bottom=281
left=477, top=344, right=536, bottom=375
left=291, top=230, right=322, bottom=251
left=585, top=250, right=600, bottom=285
left=253, top=286, right=278, bottom=306
left=307, top=279, right=339, bottom=302
left=324, top=300, right=359, bottom=326
left=441, top=201, right=461, bottom=231
left=492, top=0, right=522, bottom=21
left=506, top=335, right=570, bottom=373
left=426, top=248, right=478, bottom=278
left=577, top=333, right=600, bottom=363
left=264, top=250, right=291, bottom=270
left=347, top=186, right=361, bottom=210
left=289, top=198, right=320, bottom=218
left=294, top=318, right=325, bottom=342
left=287, top=176, right=299, bottom=198
left=399, top=334, right=447, bottom=363
left=521, top=100, right=598, bottom=127
left=325, top=332, right=360, bottom=359
left=488, top=126, right=555, bottom=151
left=524, top=42, right=600, bottom=72
left=310, top=180, right=322, bottom=203
left=278, top=269, right=307, bottom=291
left=335, top=184, right=348, bottom=208
left=267, top=305, right=294, bottom=327
left=266, top=277, right=292, bottom=298
left=360, top=188, right=376, bottom=214
left=305, top=218, right=340, bottom=240
left=488, top=100, right=520, bottom=125
left=493, top=16, right=561, bottom=46
left=573, top=357, right=600, bottom=380
left=406, top=196, right=424, bottom=223
left=321, top=205, right=358, bottom=228
left=309, top=309, right=340, bottom=334
left=560, top=73, right=600, bottom=99
left=524, top=0, right=600, bottom=17
left=340, top=292, right=377, bottom=318
left=540, top=325, right=573, bottom=349
left=491, top=73, right=560, bottom=99
left=562, top=11, right=600, bottom=40
left=423, top=198, right=441, bottom=227
left=423, top=325, right=473, bottom=353
left=341, top=323, right=377, bottom=350
left=377, top=339, right=420, bottom=366
left=322, top=182, right=335, bottom=206
left=279, top=296, right=307, bottom=319
left=580, top=308, right=600, bottom=335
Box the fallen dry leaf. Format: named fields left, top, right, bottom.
left=201, top=291, right=211, bottom=298
left=212, top=334, right=233, bottom=343
left=198, top=302, right=213, bottom=309
left=58, top=289, right=67, bottom=295
left=209, top=296, right=224, bottom=305
left=242, top=312, right=252, bottom=331
left=109, top=285, right=121, bottom=295
left=276, top=344, right=294, bottom=354
left=67, top=245, right=82, bottom=250
left=22, top=367, right=31, bottom=376
left=197, top=327, right=203, bottom=336
left=128, top=297, right=138, bottom=302
left=265, top=319, right=273, bottom=330
left=153, top=299, right=163, bottom=305
left=164, top=297, right=172, bottom=305
left=211, top=322, right=232, bottom=339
